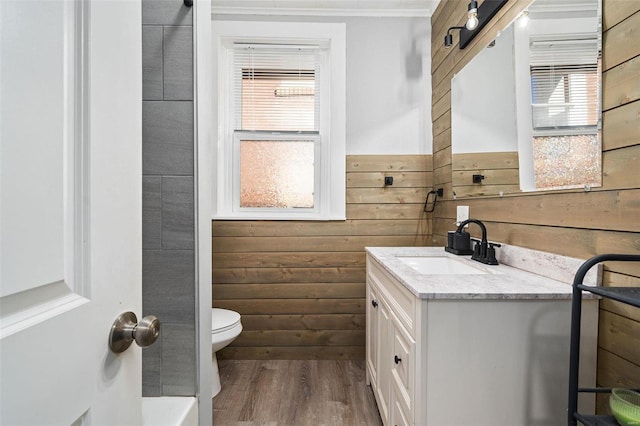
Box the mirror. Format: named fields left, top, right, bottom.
left=451, top=0, right=602, bottom=198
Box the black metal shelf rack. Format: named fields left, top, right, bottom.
left=573, top=413, right=621, bottom=426
left=568, top=254, right=640, bottom=426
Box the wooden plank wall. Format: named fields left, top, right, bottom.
left=212, top=155, right=432, bottom=359
left=452, top=151, right=520, bottom=197
left=431, top=0, right=640, bottom=413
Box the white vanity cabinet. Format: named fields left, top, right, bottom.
left=366, top=256, right=417, bottom=426
left=365, top=249, right=599, bottom=426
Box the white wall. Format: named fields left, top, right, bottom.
left=451, top=25, right=518, bottom=154
left=345, top=18, right=432, bottom=154
left=529, top=16, right=598, bottom=39
left=212, top=15, right=433, bottom=155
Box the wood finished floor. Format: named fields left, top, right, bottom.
left=213, top=360, right=383, bottom=426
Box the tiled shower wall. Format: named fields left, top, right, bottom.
left=141, top=0, right=196, bottom=396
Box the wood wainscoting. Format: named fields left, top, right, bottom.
left=452, top=151, right=519, bottom=197
left=431, top=0, right=640, bottom=413
left=212, top=155, right=433, bottom=360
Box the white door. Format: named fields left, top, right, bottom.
left=1, top=0, right=143, bottom=424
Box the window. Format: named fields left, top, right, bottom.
left=212, top=22, right=346, bottom=220
left=234, top=45, right=319, bottom=210
left=530, top=64, right=599, bottom=132
left=529, top=37, right=599, bottom=134
left=528, top=36, right=601, bottom=190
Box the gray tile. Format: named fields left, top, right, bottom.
left=143, top=176, right=162, bottom=250
left=142, top=334, right=163, bottom=396
left=161, top=322, right=196, bottom=395
left=142, top=0, right=192, bottom=26
left=162, top=176, right=194, bottom=250
left=142, top=101, right=194, bottom=175
left=142, top=26, right=163, bottom=101
left=143, top=249, right=195, bottom=323
left=163, top=27, right=193, bottom=101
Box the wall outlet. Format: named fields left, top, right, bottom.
left=457, top=205, right=469, bottom=227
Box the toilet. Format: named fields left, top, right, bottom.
left=211, top=308, right=242, bottom=397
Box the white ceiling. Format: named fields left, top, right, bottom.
left=211, top=0, right=442, bottom=17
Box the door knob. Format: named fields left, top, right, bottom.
left=109, top=311, right=160, bottom=353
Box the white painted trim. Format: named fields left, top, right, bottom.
left=530, top=1, right=597, bottom=14
left=72, top=0, right=91, bottom=299
left=194, top=0, right=213, bottom=425
left=210, top=7, right=434, bottom=17
left=0, top=292, right=89, bottom=339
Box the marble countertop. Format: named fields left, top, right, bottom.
left=365, top=246, right=600, bottom=300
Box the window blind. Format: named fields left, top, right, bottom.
left=232, top=44, right=321, bottom=132
left=529, top=37, right=599, bottom=131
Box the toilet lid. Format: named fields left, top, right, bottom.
left=212, top=308, right=241, bottom=333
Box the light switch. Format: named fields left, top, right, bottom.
left=457, top=205, right=469, bottom=227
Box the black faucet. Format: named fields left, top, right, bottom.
left=445, top=218, right=500, bottom=265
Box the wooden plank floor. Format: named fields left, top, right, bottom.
left=213, top=360, right=383, bottom=426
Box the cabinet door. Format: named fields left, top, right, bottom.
left=377, top=297, right=393, bottom=424
left=390, top=381, right=412, bottom=426
left=366, top=280, right=379, bottom=387
left=391, top=317, right=415, bottom=412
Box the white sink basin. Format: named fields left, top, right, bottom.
left=396, top=256, right=489, bottom=275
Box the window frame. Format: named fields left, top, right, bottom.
left=212, top=21, right=346, bottom=221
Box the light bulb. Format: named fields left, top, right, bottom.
left=518, top=11, right=530, bottom=28
left=466, top=1, right=479, bottom=31
left=466, top=12, right=479, bottom=30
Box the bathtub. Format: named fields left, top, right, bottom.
left=142, top=397, right=197, bottom=426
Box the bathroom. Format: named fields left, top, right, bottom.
left=0, top=0, right=638, bottom=425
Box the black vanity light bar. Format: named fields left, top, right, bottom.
left=458, top=0, right=509, bottom=49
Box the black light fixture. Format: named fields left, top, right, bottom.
left=444, top=0, right=509, bottom=49
left=444, top=26, right=464, bottom=49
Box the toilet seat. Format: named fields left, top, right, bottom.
left=212, top=308, right=241, bottom=335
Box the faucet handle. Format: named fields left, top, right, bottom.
left=471, top=239, right=483, bottom=261
left=486, top=245, right=499, bottom=265
left=470, top=238, right=482, bottom=251
left=472, top=242, right=480, bottom=255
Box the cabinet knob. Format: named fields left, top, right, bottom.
left=371, top=300, right=378, bottom=308
left=394, top=355, right=402, bottom=364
